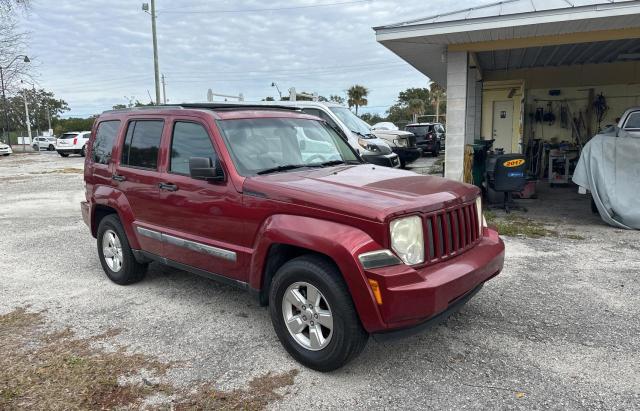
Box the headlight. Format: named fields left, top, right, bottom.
left=358, top=138, right=379, bottom=153
left=393, top=138, right=408, bottom=147
left=476, top=196, right=486, bottom=237
left=390, top=215, right=424, bottom=265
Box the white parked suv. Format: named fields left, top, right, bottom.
left=56, top=131, right=91, bottom=157
left=263, top=101, right=400, bottom=168
left=32, top=136, right=58, bottom=151
left=0, top=142, right=12, bottom=156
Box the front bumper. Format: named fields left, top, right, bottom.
left=57, top=148, right=81, bottom=153
left=81, top=201, right=90, bottom=229
left=0, top=147, right=12, bottom=155
left=362, top=152, right=401, bottom=168
left=392, top=147, right=422, bottom=165
left=363, top=228, right=504, bottom=333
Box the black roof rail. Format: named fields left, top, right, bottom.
left=179, top=103, right=301, bottom=112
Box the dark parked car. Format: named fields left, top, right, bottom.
left=82, top=104, right=504, bottom=371
left=405, top=122, right=446, bottom=156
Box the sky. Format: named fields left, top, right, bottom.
left=20, top=0, right=487, bottom=118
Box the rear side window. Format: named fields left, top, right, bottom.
left=92, top=120, right=121, bottom=165
left=624, top=112, right=640, bottom=129
left=60, top=133, right=79, bottom=139
left=121, top=120, right=164, bottom=169
left=170, top=122, right=217, bottom=175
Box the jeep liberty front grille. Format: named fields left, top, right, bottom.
left=423, top=202, right=480, bottom=263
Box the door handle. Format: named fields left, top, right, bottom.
left=158, top=182, right=178, bottom=192
left=112, top=174, right=126, bottom=182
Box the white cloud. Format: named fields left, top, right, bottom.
left=22, top=0, right=489, bottom=117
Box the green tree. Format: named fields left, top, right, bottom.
left=347, top=85, right=368, bottom=115
left=329, top=94, right=345, bottom=105
left=360, top=112, right=384, bottom=125
left=429, top=82, right=446, bottom=123
left=262, top=96, right=275, bottom=101
left=52, top=117, right=97, bottom=136
left=5, top=88, right=69, bottom=135
left=408, top=99, right=425, bottom=122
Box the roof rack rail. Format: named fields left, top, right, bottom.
left=179, top=103, right=301, bottom=111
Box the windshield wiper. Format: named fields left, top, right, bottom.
left=351, top=130, right=376, bottom=139
left=256, top=164, right=308, bottom=175
left=316, top=160, right=360, bottom=167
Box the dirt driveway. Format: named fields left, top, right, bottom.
left=1, top=152, right=638, bottom=409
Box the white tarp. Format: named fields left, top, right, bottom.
left=573, top=131, right=640, bottom=229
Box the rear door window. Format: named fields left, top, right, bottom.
left=121, top=120, right=164, bottom=169
left=60, top=133, right=79, bottom=139
left=169, top=122, right=217, bottom=175
left=92, top=120, right=121, bottom=165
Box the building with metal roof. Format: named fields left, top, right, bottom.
left=374, top=0, right=640, bottom=181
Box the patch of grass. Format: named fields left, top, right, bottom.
left=485, top=211, right=586, bottom=240
left=485, top=211, right=556, bottom=238
left=0, top=308, right=299, bottom=410
left=176, top=369, right=300, bottom=410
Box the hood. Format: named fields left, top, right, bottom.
left=243, top=164, right=479, bottom=222
left=372, top=130, right=413, bottom=138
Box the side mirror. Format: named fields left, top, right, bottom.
left=189, top=157, right=224, bottom=182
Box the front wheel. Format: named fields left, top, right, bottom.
left=269, top=255, right=368, bottom=372
left=48, top=144, right=55, bottom=151
left=32, top=144, right=39, bottom=151
left=59, top=152, right=69, bottom=157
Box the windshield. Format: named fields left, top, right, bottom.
left=218, top=117, right=360, bottom=176
left=405, top=126, right=432, bottom=136
left=328, top=107, right=373, bottom=137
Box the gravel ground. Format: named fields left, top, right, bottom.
left=1, top=152, right=638, bottom=409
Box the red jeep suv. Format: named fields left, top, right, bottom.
left=82, top=104, right=504, bottom=371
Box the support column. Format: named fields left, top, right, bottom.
left=444, top=51, right=469, bottom=181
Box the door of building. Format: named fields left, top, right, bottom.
left=492, top=101, right=514, bottom=152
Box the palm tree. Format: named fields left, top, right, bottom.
left=347, top=85, right=368, bottom=115
left=408, top=99, right=425, bottom=123
left=429, top=82, right=446, bottom=122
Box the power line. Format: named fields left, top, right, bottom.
left=159, top=0, right=371, bottom=14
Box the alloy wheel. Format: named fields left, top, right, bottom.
left=282, top=281, right=333, bottom=351
left=102, top=229, right=123, bottom=272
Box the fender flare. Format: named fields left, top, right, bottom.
left=250, top=214, right=387, bottom=331
left=91, top=185, right=140, bottom=249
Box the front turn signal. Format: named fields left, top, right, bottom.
left=368, top=279, right=383, bottom=305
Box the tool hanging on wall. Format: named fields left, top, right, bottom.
left=543, top=102, right=556, bottom=125
left=593, top=93, right=608, bottom=132
left=560, top=104, right=569, bottom=129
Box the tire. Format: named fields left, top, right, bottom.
left=269, top=255, right=368, bottom=372
left=59, top=152, right=69, bottom=157
left=80, top=145, right=87, bottom=157
left=399, top=158, right=406, bottom=168
left=96, top=214, right=147, bottom=285
left=48, top=144, right=55, bottom=151
left=32, top=144, right=39, bottom=151
left=432, top=144, right=440, bottom=157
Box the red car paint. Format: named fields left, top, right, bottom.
left=82, top=106, right=504, bottom=334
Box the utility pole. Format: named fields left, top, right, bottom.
left=161, top=73, right=167, bottom=104
left=0, top=55, right=30, bottom=147
left=143, top=1, right=161, bottom=105
left=22, top=90, right=31, bottom=151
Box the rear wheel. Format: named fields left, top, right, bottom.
left=80, top=145, right=87, bottom=157
left=432, top=143, right=440, bottom=156
left=47, top=144, right=55, bottom=151
left=32, top=144, right=39, bottom=151
left=97, top=214, right=147, bottom=285
left=269, top=255, right=368, bottom=372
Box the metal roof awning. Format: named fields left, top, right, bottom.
left=374, top=0, right=640, bottom=85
